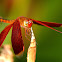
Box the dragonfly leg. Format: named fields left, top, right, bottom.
left=25, top=28, right=27, bottom=37
left=25, top=35, right=30, bottom=41
left=26, top=28, right=31, bottom=37
left=25, top=28, right=31, bottom=41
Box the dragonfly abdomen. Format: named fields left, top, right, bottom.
left=0, top=18, right=12, bottom=23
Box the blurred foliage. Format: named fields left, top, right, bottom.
left=0, top=0, right=62, bottom=62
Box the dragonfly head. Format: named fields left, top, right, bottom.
left=24, top=20, right=32, bottom=28
left=18, top=17, right=33, bottom=28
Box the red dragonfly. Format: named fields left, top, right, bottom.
left=0, top=16, right=62, bottom=55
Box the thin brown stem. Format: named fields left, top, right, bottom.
left=27, top=27, right=36, bottom=62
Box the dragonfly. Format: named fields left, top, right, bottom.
left=0, top=16, right=62, bottom=55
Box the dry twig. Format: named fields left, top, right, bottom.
left=27, top=27, right=36, bottom=62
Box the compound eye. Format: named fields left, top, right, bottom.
left=29, top=20, right=32, bottom=24
left=26, top=21, right=28, bottom=24
left=24, top=21, right=28, bottom=27
left=28, top=20, right=32, bottom=28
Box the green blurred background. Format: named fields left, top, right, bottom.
left=0, top=0, right=62, bottom=62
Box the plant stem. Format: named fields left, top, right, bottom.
left=27, top=27, right=36, bottom=62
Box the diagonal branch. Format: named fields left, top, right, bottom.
left=27, top=27, right=36, bottom=62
